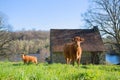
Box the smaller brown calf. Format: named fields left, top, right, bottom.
left=21, top=54, right=38, bottom=64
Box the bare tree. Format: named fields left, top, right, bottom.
left=0, top=12, right=12, bottom=55
left=83, top=0, right=120, bottom=53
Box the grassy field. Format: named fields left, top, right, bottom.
left=0, top=62, right=120, bottom=80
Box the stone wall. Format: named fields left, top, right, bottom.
left=52, top=52, right=92, bottom=64
left=52, top=52, right=65, bottom=63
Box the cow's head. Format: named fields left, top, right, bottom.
left=72, top=36, right=84, bottom=47
left=21, top=53, right=26, bottom=58
left=72, top=36, right=84, bottom=42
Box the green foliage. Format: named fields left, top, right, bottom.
left=10, top=39, right=50, bottom=54
left=6, top=30, right=50, bottom=55
left=0, top=62, right=120, bottom=80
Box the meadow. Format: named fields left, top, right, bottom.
left=0, top=62, right=120, bottom=80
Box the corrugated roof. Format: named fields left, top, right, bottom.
left=50, top=27, right=106, bottom=52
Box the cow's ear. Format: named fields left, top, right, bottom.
left=80, top=38, right=84, bottom=42
left=22, top=53, right=26, bottom=56
left=72, top=37, right=80, bottom=42
left=72, top=38, right=75, bottom=42
left=72, top=37, right=78, bottom=42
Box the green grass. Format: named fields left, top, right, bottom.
left=0, top=62, right=120, bottom=80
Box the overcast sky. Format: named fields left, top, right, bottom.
left=0, top=0, right=90, bottom=31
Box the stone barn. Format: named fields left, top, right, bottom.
left=50, top=26, right=106, bottom=64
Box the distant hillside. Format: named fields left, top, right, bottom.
left=11, top=30, right=50, bottom=40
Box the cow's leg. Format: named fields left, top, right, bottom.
left=71, top=60, right=74, bottom=66
left=66, top=58, right=69, bottom=64
left=77, top=51, right=79, bottom=59
left=77, top=51, right=81, bottom=60
left=33, top=60, right=38, bottom=65
left=77, top=54, right=82, bottom=66
left=69, top=58, right=72, bottom=64
left=26, top=60, right=29, bottom=65
left=23, top=60, right=26, bottom=64
left=77, top=58, right=80, bottom=66
left=71, top=57, right=75, bottom=66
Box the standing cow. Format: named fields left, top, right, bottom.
left=63, top=36, right=84, bottom=66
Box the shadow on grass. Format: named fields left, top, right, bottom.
left=12, top=62, right=41, bottom=66
left=12, top=63, right=23, bottom=66
left=81, top=65, right=89, bottom=69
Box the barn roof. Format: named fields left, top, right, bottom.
left=50, top=26, right=106, bottom=52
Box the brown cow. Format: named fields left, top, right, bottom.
left=21, top=54, right=38, bottom=64
left=63, top=36, right=84, bottom=66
